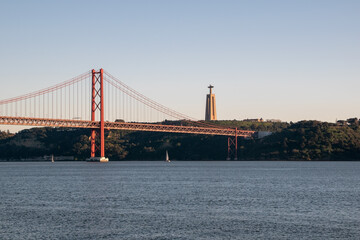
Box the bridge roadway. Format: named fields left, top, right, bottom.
left=0, top=116, right=254, bottom=138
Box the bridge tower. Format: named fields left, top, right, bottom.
left=88, top=69, right=109, bottom=162
left=205, top=85, right=217, bottom=121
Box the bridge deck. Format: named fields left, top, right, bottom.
left=0, top=116, right=254, bottom=137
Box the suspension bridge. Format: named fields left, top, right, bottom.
left=0, top=69, right=255, bottom=161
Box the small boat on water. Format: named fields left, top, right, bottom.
left=51, top=154, right=54, bottom=163
left=166, top=150, right=170, bottom=162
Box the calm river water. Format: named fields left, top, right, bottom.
left=0, top=161, right=359, bottom=239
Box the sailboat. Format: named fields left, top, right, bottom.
left=51, top=154, right=54, bottom=163
left=165, top=150, right=170, bottom=162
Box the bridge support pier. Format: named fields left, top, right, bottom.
left=87, top=69, right=108, bottom=162
left=227, top=128, right=238, bottom=160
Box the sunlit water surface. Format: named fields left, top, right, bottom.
left=0, top=161, right=359, bottom=239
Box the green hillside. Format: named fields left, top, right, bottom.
left=0, top=120, right=359, bottom=161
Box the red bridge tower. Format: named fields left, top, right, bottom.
left=88, top=69, right=108, bottom=162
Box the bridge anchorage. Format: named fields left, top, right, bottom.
left=0, top=68, right=255, bottom=161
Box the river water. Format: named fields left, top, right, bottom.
left=0, top=161, right=359, bottom=239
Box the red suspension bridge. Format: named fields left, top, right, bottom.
left=0, top=69, right=255, bottom=161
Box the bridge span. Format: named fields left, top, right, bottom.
left=0, top=116, right=254, bottom=137
left=0, top=69, right=254, bottom=161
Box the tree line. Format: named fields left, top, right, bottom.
left=0, top=119, right=359, bottom=161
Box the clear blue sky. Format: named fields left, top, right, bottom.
left=0, top=0, right=359, bottom=130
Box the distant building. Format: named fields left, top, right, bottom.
left=205, top=85, right=217, bottom=121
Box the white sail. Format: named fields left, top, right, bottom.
left=166, top=150, right=170, bottom=162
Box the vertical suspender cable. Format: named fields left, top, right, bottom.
left=60, top=88, right=62, bottom=119
left=68, top=84, right=70, bottom=119
left=114, top=81, right=116, bottom=120
left=122, top=89, right=124, bottom=121
left=77, top=81, right=79, bottom=119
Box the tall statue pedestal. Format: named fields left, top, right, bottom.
left=205, top=85, right=217, bottom=121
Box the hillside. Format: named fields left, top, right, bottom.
left=0, top=120, right=359, bottom=161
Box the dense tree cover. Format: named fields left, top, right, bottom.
left=210, top=120, right=290, bottom=132
left=0, top=120, right=359, bottom=161
left=159, top=120, right=290, bottom=132
left=241, top=121, right=360, bottom=160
